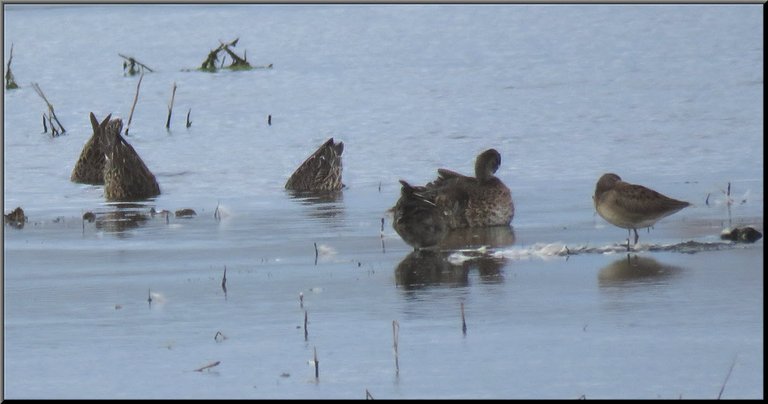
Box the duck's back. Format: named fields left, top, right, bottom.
left=430, top=174, right=513, bottom=228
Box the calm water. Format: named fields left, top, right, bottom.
left=2, top=4, right=764, bottom=399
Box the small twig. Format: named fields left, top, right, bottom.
left=365, top=389, right=374, bottom=400
left=118, top=53, right=155, bottom=73
left=42, top=113, right=48, bottom=133
left=221, top=265, right=227, bottom=295
left=267, top=114, right=272, bottom=126
left=31, top=83, right=65, bottom=133
left=461, top=302, right=467, bottom=336
left=166, top=82, right=177, bottom=130
left=186, top=108, right=192, bottom=128
left=705, top=193, right=710, bottom=206
left=392, top=320, right=400, bottom=374
left=717, top=356, right=737, bottom=399
left=313, top=347, right=319, bottom=379
left=304, top=310, right=309, bottom=341
left=125, top=72, right=144, bottom=136
left=314, top=242, right=319, bottom=265
left=194, top=360, right=221, bottom=372
left=5, top=43, right=19, bottom=89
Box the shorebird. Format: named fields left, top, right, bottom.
left=91, top=112, right=161, bottom=202
left=285, top=138, right=344, bottom=192
left=392, top=148, right=514, bottom=249
left=593, top=173, right=690, bottom=250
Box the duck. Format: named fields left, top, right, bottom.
left=593, top=173, right=690, bottom=250
left=91, top=112, right=161, bottom=202
left=285, top=138, right=344, bottom=192
left=392, top=148, right=514, bottom=250
left=71, top=113, right=121, bottom=184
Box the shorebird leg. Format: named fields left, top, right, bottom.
left=625, top=229, right=631, bottom=252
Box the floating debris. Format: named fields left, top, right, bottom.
left=175, top=208, right=197, bottom=218
left=721, top=226, right=763, bottom=243
left=4, top=206, right=26, bottom=229
left=82, top=211, right=96, bottom=222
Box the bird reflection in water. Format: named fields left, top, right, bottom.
left=395, top=226, right=515, bottom=290
left=90, top=203, right=153, bottom=236
left=286, top=190, right=345, bottom=224
left=598, top=254, right=683, bottom=288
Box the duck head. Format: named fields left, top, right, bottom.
left=474, top=149, right=502, bottom=181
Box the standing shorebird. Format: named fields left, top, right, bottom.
left=593, top=173, right=690, bottom=250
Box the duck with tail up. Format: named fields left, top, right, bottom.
left=71, top=114, right=122, bottom=185
left=392, top=148, right=514, bottom=250
left=90, top=112, right=161, bottom=202
left=285, top=138, right=344, bottom=192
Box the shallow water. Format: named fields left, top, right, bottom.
left=2, top=4, right=764, bottom=399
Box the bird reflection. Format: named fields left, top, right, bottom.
left=395, top=245, right=508, bottom=290
left=91, top=203, right=152, bottom=236
left=439, top=225, right=516, bottom=250
left=598, top=254, right=683, bottom=287
left=287, top=190, right=345, bottom=224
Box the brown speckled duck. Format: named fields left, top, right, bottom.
left=71, top=114, right=120, bottom=184
left=91, top=112, right=161, bottom=202
left=593, top=173, right=690, bottom=250
left=392, top=148, right=514, bottom=250
left=285, top=138, right=344, bottom=192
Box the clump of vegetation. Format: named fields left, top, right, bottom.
left=5, top=43, right=19, bottom=89
left=198, top=38, right=272, bottom=72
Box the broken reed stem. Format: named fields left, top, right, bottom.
left=313, top=346, right=319, bottom=379
left=314, top=242, right=319, bottom=265
left=392, top=320, right=400, bottom=374
left=186, top=108, right=192, bottom=128
left=117, top=53, right=155, bottom=73
left=304, top=310, right=309, bottom=341
left=125, top=72, right=144, bottom=136
left=166, top=82, right=177, bottom=130
left=194, top=360, right=221, bottom=372
left=221, top=265, right=227, bottom=294
left=461, top=302, right=467, bottom=336
left=42, top=113, right=48, bottom=133
left=31, top=82, right=65, bottom=133
left=717, top=356, right=738, bottom=399
left=147, top=288, right=152, bottom=307
left=365, top=389, right=374, bottom=400
left=6, top=43, right=19, bottom=89
left=299, top=292, right=304, bottom=309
